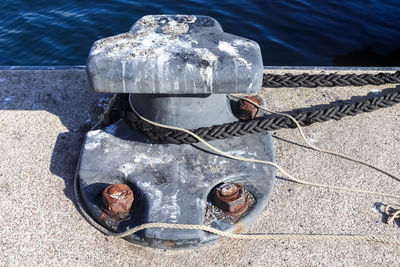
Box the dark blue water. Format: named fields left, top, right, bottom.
left=1, top=0, right=399, bottom=66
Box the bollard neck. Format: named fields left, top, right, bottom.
left=129, top=94, right=238, bottom=129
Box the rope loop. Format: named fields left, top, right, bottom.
left=115, top=88, right=400, bottom=145
left=384, top=204, right=400, bottom=225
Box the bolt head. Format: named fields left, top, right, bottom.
left=213, top=183, right=249, bottom=217
left=237, top=96, right=262, bottom=120
left=218, top=183, right=239, bottom=199
left=101, top=183, right=134, bottom=219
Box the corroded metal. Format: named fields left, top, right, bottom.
left=213, top=183, right=249, bottom=217
left=237, top=96, right=262, bottom=120
left=101, top=183, right=134, bottom=219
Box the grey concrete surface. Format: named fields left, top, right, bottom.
left=0, top=68, right=399, bottom=266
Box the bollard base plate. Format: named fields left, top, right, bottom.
left=75, top=120, right=276, bottom=249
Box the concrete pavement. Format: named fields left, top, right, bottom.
left=0, top=67, right=399, bottom=266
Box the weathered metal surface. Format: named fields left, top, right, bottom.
left=86, top=15, right=263, bottom=94
left=81, top=14, right=271, bottom=250
left=76, top=120, right=276, bottom=249
left=129, top=94, right=238, bottom=129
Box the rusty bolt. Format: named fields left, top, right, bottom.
left=237, top=96, right=262, bottom=120
left=101, top=184, right=134, bottom=219
left=213, top=183, right=249, bottom=217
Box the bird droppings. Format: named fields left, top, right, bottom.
left=86, top=15, right=263, bottom=94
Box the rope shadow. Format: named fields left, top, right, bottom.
left=273, top=85, right=400, bottom=116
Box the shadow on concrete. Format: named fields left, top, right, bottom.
left=268, top=85, right=400, bottom=155
left=374, top=202, right=400, bottom=227
left=269, top=85, right=400, bottom=118
left=0, top=68, right=102, bottom=202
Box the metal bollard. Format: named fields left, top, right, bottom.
left=76, top=15, right=276, bottom=249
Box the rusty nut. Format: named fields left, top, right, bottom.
left=101, top=183, right=134, bottom=219
left=213, top=183, right=249, bottom=217
left=237, top=96, right=262, bottom=120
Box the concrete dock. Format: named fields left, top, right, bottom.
left=0, top=67, right=399, bottom=266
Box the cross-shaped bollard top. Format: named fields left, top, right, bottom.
left=86, top=15, right=263, bottom=94
left=79, top=15, right=275, bottom=249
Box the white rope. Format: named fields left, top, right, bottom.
left=73, top=95, right=400, bottom=246
left=133, top=97, right=400, bottom=200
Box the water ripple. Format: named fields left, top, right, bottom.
left=0, top=0, right=399, bottom=66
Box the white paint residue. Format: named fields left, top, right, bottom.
left=87, top=130, right=111, bottom=139
left=186, top=63, right=196, bottom=71
left=90, top=15, right=221, bottom=93
left=247, top=80, right=253, bottom=92
left=229, top=148, right=258, bottom=158
left=234, top=60, right=238, bottom=92
left=132, top=153, right=173, bottom=165
left=235, top=57, right=252, bottom=69
left=118, top=163, right=135, bottom=177
left=218, top=41, right=238, bottom=56
left=196, top=49, right=217, bottom=91
left=162, top=19, right=189, bottom=34
left=121, top=61, right=126, bottom=93
left=174, top=79, right=179, bottom=91
left=233, top=38, right=255, bottom=47
left=133, top=154, right=146, bottom=163
left=230, top=149, right=247, bottom=157
left=200, top=66, right=214, bottom=92
left=248, top=151, right=258, bottom=157
left=87, top=130, right=101, bottom=138
left=85, top=141, right=100, bottom=150
left=160, top=193, right=181, bottom=222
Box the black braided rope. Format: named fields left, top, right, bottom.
left=263, top=71, right=400, bottom=88
left=115, top=89, right=400, bottom=145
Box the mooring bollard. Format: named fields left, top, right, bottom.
left=77, top=15, right=276, bottom=249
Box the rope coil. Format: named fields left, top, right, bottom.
left=115, top=89, right=400, bottom=145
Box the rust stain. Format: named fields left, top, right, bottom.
left=237, top=96, right=262, bottom=120
left=101, top=183, right=134, bottom=219
left=213, top=183, right=250, bottom=217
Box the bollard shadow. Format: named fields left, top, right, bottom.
left=0, top=68, right=103, bottom=202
